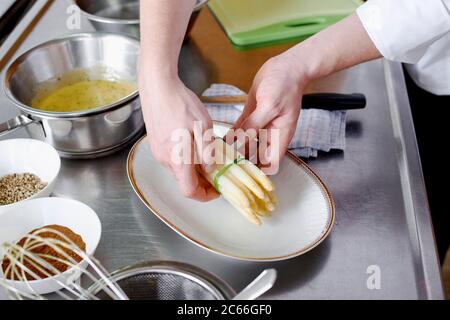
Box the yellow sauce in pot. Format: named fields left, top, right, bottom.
left=32, top=79, right=136, bottom=113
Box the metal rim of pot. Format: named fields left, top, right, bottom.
left=3, top=32, right=140, bottom=121
left=0, top=31, right=144, bottom=159
left=74, top=0, right=210, bottom=25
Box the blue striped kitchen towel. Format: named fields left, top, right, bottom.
left=203, top=84, right=347, bottom=158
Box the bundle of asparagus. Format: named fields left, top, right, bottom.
left=201, top=139, right=278, bottom=226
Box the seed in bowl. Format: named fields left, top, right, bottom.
left=0, top=173, right=48, bottom=206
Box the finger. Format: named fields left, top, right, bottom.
left=197, top=173, right=220, bottom=201
left=149, top=140, right=173, bottom=172
left=172, top=135, right=216, bottom=202
left=234, top=86, right=257, bottom=129
left=174, top=129, right=219, bottom=202
left=260, top=119, right=296, bottom=176
left=240, top=99, right=277, bottom=133
left=193, top=119, right=216, bottom=173
left=233, top=89, right=279, bottom=156
left=176, top=163, right=218, bottom=202
left=175, top=163, right=197, bottom=197
left=232, top=105, right=274, bottom=159
left=225, top=86, right=257, bottom=144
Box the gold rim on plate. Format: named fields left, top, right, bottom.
left=127, top=134, right=335, bottom=262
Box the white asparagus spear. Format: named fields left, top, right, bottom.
left=198, top=139, right=277, bottom=225
left=227, top=164, right=266, bottom=200
left=224, top=192, right=261, bottom=226
left=268, top=191, right=279, bottom=206
left=201, top=165, right=261, bottom=225
left=226, top=171, right=272, bottom=218
left=255, top=198, right=271, bottom=217
left=201, top=168, right=251, bottom=210
left=220, top=177, right=251, bottom=210
left=215, top=139, right=267, bottom=199
left=263, top=198, right=276, bottom=212
left=225, top=172, right=258, bottom=210
left=241, top=160, right=275, bottom=192
left=216, top=139, right=275, bottom=192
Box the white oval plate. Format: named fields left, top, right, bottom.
left=127, top=124, right=335, bottom=261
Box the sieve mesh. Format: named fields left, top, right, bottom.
left=96, top=272, right=223, bottom=300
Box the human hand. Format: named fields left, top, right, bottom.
left=140, top=76, right=219, bottom=202
left=231, top=13, right=382, bottom=175
left=231, top=51, right=309, bottom=175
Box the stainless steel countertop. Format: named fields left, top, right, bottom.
left=0, top=0, right=445, bottom=300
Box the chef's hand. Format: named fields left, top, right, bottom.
left=140, top=76, right=219, bottom=202
left=232, top=13, right=381, bottom=174
left=139, top=0, right=218, bottom=202
left=232, top=51, right=307, bottom=175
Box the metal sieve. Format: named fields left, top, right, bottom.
left=88, top=261, right=236, bottom=300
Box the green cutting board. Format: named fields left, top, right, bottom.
left=208, top=0, right=363, bottom=49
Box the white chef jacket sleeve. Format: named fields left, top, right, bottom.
left=357, top=0, right=450, bottom=63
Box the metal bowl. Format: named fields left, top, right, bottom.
left=74, top=0, right=209, bottom=38
left=1, top=32, right=144, bottom=159
left=88, top=261, right=236, bottom=300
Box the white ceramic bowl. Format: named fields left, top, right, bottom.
left=0, top=197, right=102, bottom=296
left=0, top=139, right=61, bottom=214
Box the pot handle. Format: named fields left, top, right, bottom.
left=0, top=115, right=39, bottom=138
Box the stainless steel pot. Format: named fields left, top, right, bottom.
left=0, top=32, right=144, bottom=159
left=74, top=0, right=210, bottom=38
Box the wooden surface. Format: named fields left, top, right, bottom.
left=189, top=8, right=296, bottom=92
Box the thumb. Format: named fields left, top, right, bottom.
left=225, top=86, right=257, bottom=144
left=175, top=163, right=199, bottom=199
left=193, top=120, right=216, bottom=174
left=234, top=86, right=257, bottom=129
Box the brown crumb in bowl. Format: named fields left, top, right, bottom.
left=2, top=225, right=86, bottom=281
left=0, top=173, right=48, bottom=206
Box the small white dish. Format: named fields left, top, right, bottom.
left=127, top=123, right=335, bottom=262
left=0, top=139, right=61, bottom=215
left=0, top=197, right=102, bottom=296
